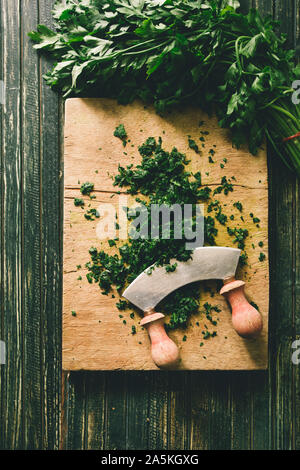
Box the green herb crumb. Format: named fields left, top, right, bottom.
left=80, top=182, right=94, bottom=196
left=188, top=136, right=200, bottom=154
left=239, top=253, right=248, bottom=266
left=74, top=198, right=84, bottom=207
left=116, top=300, right=129, bottom=311
left=84, top=208, right=100, bottom=221
left=165, top=263, right=177, bottom=273
left=233, top=201, right=243, bottom=212
left=114, top=124, right=127, bottom=147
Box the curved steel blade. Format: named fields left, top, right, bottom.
left=123, top=246, right=241, bottom=312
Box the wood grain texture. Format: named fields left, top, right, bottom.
left=0, top=0, right=62, bottom=450
left=0, top=1, right=4, bottom=448
left=63, top=98, right=269, bottom=371
left=0, top=0, right=300, bottom=450
left=1, top=0, right=23, bottom=449
left=86, top=372, right=106, bottom=450
left=39, top=0, right=63, bottom=450
left=126, top=372, right=151, bottom=450
left=168, top=372, right=191, bottom=450
left=270, top=0, right=299, bottom=451
left=22, top=0, right=43, bottom=449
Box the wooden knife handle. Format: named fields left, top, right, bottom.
left=141, top=310, right=180, bottom=368
left=220, top=279, right=263, bottom=338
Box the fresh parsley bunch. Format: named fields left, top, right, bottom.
left=29, top=0, right=300, bottom=176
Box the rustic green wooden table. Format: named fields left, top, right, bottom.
left=0, top=0, right=299, bottom=450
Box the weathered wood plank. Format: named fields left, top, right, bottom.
left=147, top=372, right=169, bottom=450
left=251, top=0, right=273, bottom=15
left=191, top=373, right=232, bottom=450
left=39, top=0, right=63, bottom=450
left=126, top=372, right=151, bottom=450
left=0, top=1, right=4, bottom=450
left=64, top=372, right=87, bottom=449
left=294, top=0, right=300, bottom=452
left=104, top=372, right=127, bottom=450
left=209, top=374, right=232, bottom=449
left=230, top=373, right=252, bottom=449
left=268, top=155, right=296, bottom=450
left=21, top=0, right=43, bottom=449
left=1, top=0, right=23, bottom=449
left=274, top=0, right=297, bottom=46
left=168, top=372, right=191, bottom=450
left=190, top=373, right=213, bottom=450
left=60, top=372, right=70, bottom=449
left=296, top=335, right=300, bottom=451
left=270, top=0, right=298, bottom=450
left=86, top=373, right=106, bottom=450
left=251, top=372, right=270, bottom=449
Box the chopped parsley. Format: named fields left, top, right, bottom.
left=131, top=325, right=137, bottom=335
left=227, top=227, right=249, bottom=250
left=80, top=182, right=94, bottom=196
left=74, top=198, right=84, bottom=207
left=80, top=135, right=260, bottom=332
left=84, top=208, right=100, bottom=221
left=116, top=300, right=129, bottom=311
left=233, top=201, right=243, bottom=212
left=215, top=209, right=227, bottom=226
left=239, top=253, right=248, bottom=266
left=259, top=252, right=266, bottom=262
left=165, top=263, right=178, bottom=273
left=213, top=176, right=233, bottom=196
left=114, top=124, right=127, bottom=147
left=188, top=136, right=200, bottom=154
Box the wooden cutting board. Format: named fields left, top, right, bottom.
left=63, top=98, right=269, bottom=371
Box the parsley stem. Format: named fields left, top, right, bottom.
left=270, top=104, right=300, bottom=127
